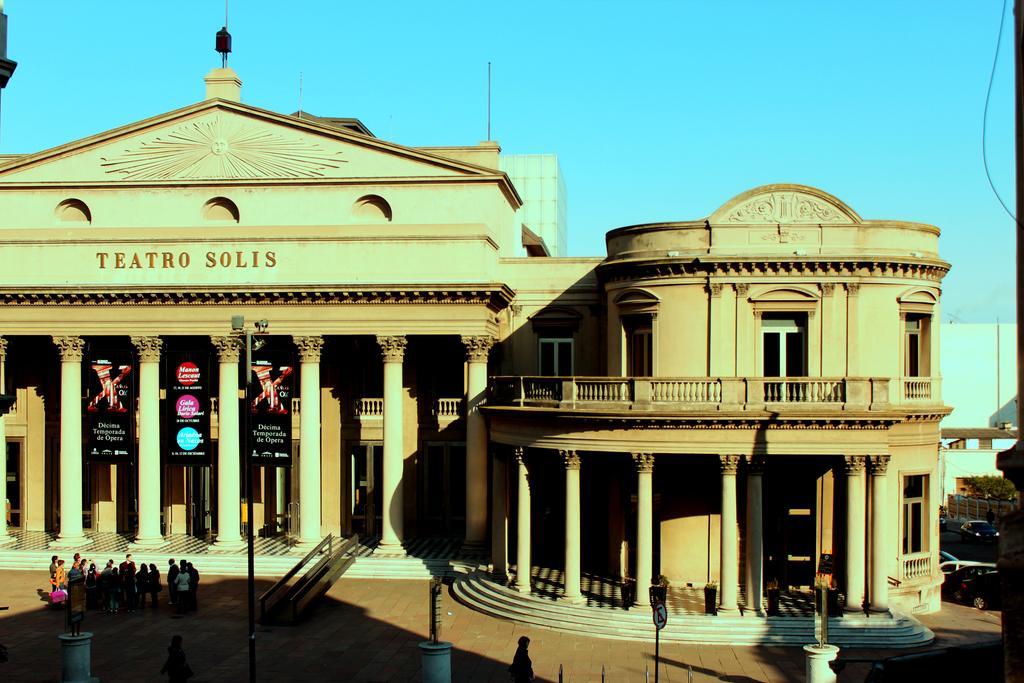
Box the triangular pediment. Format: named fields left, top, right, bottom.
left=0, top=99, right=497, bottom=184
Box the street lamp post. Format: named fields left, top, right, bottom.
left=231, top=315, right=268, bottom=683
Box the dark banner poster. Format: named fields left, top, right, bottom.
left=247, top=356, right=294, bottom=466
left=166, top=352, right=212, bottom=465
left=85, top=355, right=135, bottom=463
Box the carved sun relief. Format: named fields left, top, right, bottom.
left=724, top=191, right=847, bottom=224
left=101, top=116, right=347, bottom=180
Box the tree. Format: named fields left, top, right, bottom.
left=963, top=475, right=1017, bottom=500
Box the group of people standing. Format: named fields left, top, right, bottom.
left=47, top=553, right=201, bottom=617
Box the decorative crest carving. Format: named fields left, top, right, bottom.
left=843, top=455, right=867, bottom=474
left=561, top=450, right=581, bottom=470
left=632, top=452, right=655, bottom=473
left=53, top=336, right=85, bottom=361
left=131, top=336, right=163, bottom=362
left=462, top=335, right=495, bottom=362
left=376, top=335, right=407, bottom=363
left=759, top=226, right=810, bottom=243
left=868, top=454, right=890, bottom=475
left=294, top=336, right=325, bottom=363
left=724, top=191, right=847, bottom=224
left=101, top=115, right=347, bottom=180
left=719, top=454, right=741, bottom=474
left=211, top=335, right=243, bottom=362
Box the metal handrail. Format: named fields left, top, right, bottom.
left=258, top=534, right=333, bottom=620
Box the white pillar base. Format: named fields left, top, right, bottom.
left=50, top=535, right=93, bottom=550
left=0, top=533, right=16, bottom=547
left=128, top=536, right=167, bottom=550
left=561, top=593, right=586, bottom=605
left=803, top=644, right=839, bottom=683
left=209, top=538, right=245, bottom=552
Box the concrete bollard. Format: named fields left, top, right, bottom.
left=418, top=640, right=452, bottom=683
left=803, top=644, right=839, bottom=683
left=58, top=632, right=99, bottom=683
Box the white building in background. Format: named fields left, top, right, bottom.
left=500, top=154, right=568, bottom=256
left=938, top=323, right=1018, bottom=503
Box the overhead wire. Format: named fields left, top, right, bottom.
left=982, top=0, right=1018, bottom=224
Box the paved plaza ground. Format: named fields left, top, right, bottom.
left=0, top=569, right=1002, bottom=682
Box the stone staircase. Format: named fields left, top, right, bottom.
left=452, top=572, right=935, bottom=648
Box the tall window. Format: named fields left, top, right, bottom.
left=539, top=337, right=573, bottom=376
left=902, top=474, right=927, bottom=554
left=624, top=316, right=653, bottom=376
left=904, top=314, right=931, bottom=377
left=761, top=314, right=807, bottom=377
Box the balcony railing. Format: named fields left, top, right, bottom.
left=434, top=397, right=464, bottom=420
left=902, top=377, right=932, bottom=401
left=489, top=375, right=937, bottom=411
left=901, top=552, right=932, bottom=582
left=353, top=397, right=384, bottom=419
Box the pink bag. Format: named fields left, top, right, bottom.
left=49, top=589, right=67, bottom=604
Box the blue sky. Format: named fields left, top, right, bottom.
left=1, top=1, right=1016, bottom=322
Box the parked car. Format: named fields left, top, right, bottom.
left=943, top=562, right=996, bottom=598
left=960, top=520, right=999, bottom=543
left=955, top=570, right=1002, bottom=610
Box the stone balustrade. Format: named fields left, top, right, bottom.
left=489, top=375, right=941, bottom=411
left=901, top=552, right=933, bottom=582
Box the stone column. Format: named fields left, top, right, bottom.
left=52, top=336, right=90, bottom=548
left=563, top=450, right=583, bottom=603
left=0, top=337, right=11, bottom=546
left=844, top=455, right=867, bottom=612
left=211, top=336, right=244, bottom=550
left=719, top=455, right=741, bottom=611
left=633, top=452, right=654, bottom=603
left=514, top=448, right=532, bottom=593
left=869, top=454, right=891, bottom=612
left=490, top=449, right=508, bottom=580
left=745, top=456, right=764, bottom=614
left=462, top=335, right=494, bottom=547
left=377, top=335, right=406, bottom=550
left=295, top=336, right=324, bottom=546
left=131, top=336, right=164, bottom=547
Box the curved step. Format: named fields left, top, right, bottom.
left=452, top=573, right=934, bottom=647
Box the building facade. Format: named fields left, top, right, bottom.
left=0, top=68, right=949, bottom=615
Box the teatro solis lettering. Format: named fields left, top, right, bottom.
left=95, top=250, right=277, bottom=269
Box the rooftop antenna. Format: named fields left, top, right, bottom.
left=298, top=72, right=303, bottom=119
left=216, top=0, right=232, bottom=68
left=486, top=61, right=492, bottom=141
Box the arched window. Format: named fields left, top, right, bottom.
left=615, top=289, right=659, bottom=376
left=55, top=199, right=92, bottom=224
left=352, top=195, right=393, bottom=223
left=202, top=197, right=240, bottom=223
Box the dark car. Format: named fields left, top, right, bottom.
left=960, top=520, right=999, bottom=543
left=956, top=570, right=1001, bottom=610
left=942, top=563, right=996, bottom=598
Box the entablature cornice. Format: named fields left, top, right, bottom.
left=0, top=284, right=516, bottom=311
left=597, top=257, right=949, bottom=284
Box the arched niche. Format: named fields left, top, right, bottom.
left=55, top=198, right=92, bottom=224
left=202, top=196, right=240, bottom=223
left=353, top=195, right=393, bottom=223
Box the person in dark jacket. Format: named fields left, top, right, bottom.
left=148, top=563, right=161, bottom=608
left=167, top=558, right=179, bottom=606
left=186, top=562, right=200, bottom=611
left=137, top=564, right=150, bottom=609
left=85, top=563, right=99, bottom=610
left=508, top=635, right=535, bottom=682
left=160, top=635, right=193, bottom=682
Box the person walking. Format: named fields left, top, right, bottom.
left=167, top=558, right=179, bottom=607
left=49, top=555, right=58, bottom=592
left=174, top=565, right=191, bottom=616
left=54, top=559, right=68, bottom=591
left=148, top=563, right=161, bottom=608
left=85, top=563, right=99, bottom=610
left=120, top=554, right=138, bottom=612
left=159, top=635, right=194, bottom=682
left=186, top=562, right=200, bottom=612
left=99, top=561, right=114, bottom=612
left=107, top=565, right=121, bottom=614
left=137, top=564, right=150, bottom=609
left=508, top=636, right=535, bottom=682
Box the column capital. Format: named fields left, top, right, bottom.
left=561, top=450, right=581, bottom=470
left=632, top=452, right=655, bottom=473
left=846, top=282, right=860, bottom=297
left=821, top=282, right=836, bottom=296
left=0, top=336, right=7, bottom=359
left=130, top=336, right=163, bottom=363
left=735, top=283, right=750, bottom=296
left=53, top=336, right=85, bottom=362
left=844, top=455, right=868, bottom=474
left=707, top=282, right=723, bottom=298
left=376, top=335, right=407, bottom=363
left=868, top=454, right=890, bottom=475
left=461, top=335, right=495, bottom=362
left=720, top=454, right=741, bottom=474
left=294, top=335, right=325, bottom=363
left=513, top=446, right=527, bottom=466
left=211, top=335, right=243, bottom=362
left=745, top=454, right=766, bottom=475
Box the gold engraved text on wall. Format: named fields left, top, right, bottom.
left=101, top=116, right=347, bottom=180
